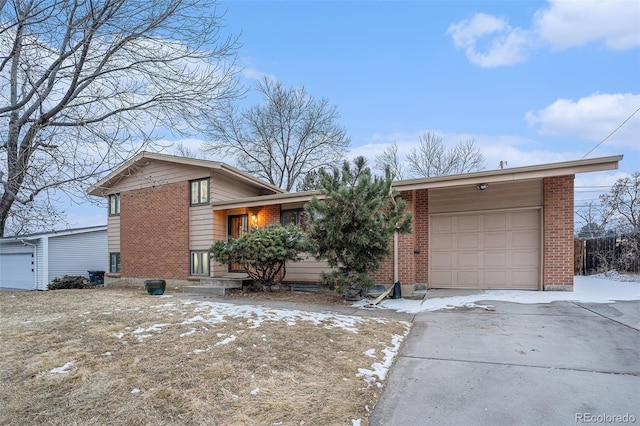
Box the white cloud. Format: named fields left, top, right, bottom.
left=448, top=0, right=640, bottom=67
left=446, top=13, right=532, bottom=67
left=525, top=93, right=640, bottom=149
left=534, top=0, right=640, bottom=50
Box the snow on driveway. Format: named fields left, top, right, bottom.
left=358, top=273, right=640, bottom=314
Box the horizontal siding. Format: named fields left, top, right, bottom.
left=284, top=255, right=332, bottom=283
left=211, top=171, right=265, bottom=201
left=212, top=210, right=227, bottom=276
left=48, top=231, right=108, bottom=284
left=429, top=180, right=543, bottom=214
left=109, top=160, right=213, bottom=193
left=190, top=206, right=214, bottom=250
left=108, top=215, right=120, bottom=252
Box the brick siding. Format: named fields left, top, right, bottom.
left=414, top=189, right=429, bottom=284
left=120, top=182, right=190, bottom=279
left=543, top=175, right=575, bottom=288
left=371, top=190, right=417, bottom=284
left=249, top=205, right=281, bottom=228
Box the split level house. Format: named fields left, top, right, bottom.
left=87, top=152, right=623, bottom=293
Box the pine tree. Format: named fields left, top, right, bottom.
left=305, top=157, right=412, bottom=293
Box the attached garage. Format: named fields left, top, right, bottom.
left=430, top=209, right=541, bottom=289
left=0, top=226, right=107, bottom=290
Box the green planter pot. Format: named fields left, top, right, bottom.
left=144, top=279, right=166, bottom=296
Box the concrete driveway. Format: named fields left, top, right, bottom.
left=370, top=300, right=640, bottom=426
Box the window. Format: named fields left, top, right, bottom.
left=281, top=209, right=308, bottom=231
left=191, top=251, right=210, bottom=276
left=190, top=178, right=209, bottom=206
left=109, top=194, right=120, bottom=216
left=110, top=252, right=121, bottom=273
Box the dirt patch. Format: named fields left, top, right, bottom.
left=0, top=288, right=410, bottom=425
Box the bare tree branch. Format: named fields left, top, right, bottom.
left=406, top=132, right=485, bottom=178
left=0, top=0, right=242, bottom=236
left=204, top=77, right=350, bottom=191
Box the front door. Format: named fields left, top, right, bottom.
left=228, top=214, right=248, bottom=272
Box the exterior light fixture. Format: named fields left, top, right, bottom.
left=477, top=183, right=489, bottom=190
left=251, top=214, right=257, bottom=223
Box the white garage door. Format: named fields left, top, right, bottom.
left=430, top=209, right=540, bottom=290
left=0, top=253, right=35, bottom=290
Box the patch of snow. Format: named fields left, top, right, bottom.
left=364, top=349, right=376, bottom=358
left=356, top=276, right=640, bottom=314
left=113, top=332, right=124, bottom=339
left=190, top=301, right=365, bottom=333
left=193, top=349, right=205, bottom=354
left=50, top=361, right=75, bottom=374
left=352, top=419, right=361, bottom=426
left=216, top=335, right=237, bottom=346
left=131, top=388, right=140, bottom=394
left=250, top=388, right=259, bottom=395
left=180, top=329, right=196, bottom=338
left=357, top=331, right=409, bottom=388
left=103, top=352, right=112, bottom=356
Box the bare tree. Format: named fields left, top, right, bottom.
left=406, top=132, right=485, bottom=177
left=600, top=172, right=639, bottom=233
left=204, top=77, right=350, bottom=191
left=0, top=0, right=241, bottom=236
left=374, top=142, right=406, bottom=180
left=575, top=201, right=613, bottom=238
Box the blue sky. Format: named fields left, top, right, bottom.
left=70, top=0, right=639, bottom=227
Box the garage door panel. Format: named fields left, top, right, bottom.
left=457, top=234, right=480, bottom=249
left=512, top=211, right=539, bottom=228
left=457, top=271, right=479, bottom=287
left=432, top=234, right=453, bottom=249
left=432, top=216, right=453, bottom=232
left=457, top=216, right=479, bottom=231
left=458, top=252, right=480, bottom=267
left=511, top=250, right=539, bottom=267
left=431, top=271, right=452, bottom=286
left=430, top=209, right=540, bottom=290
left=512, top=270, right=539, bottom=287
left=484, top=213, right=507, bottom=230
left=512, top=230, right=539, bottom=248
left=484, top=270, right=508, bottom=287
left=432, top=253, right=454, bottom=268
left=485, top=232, right=507, bottom=248
left=484, top=251, right=507, bottom=267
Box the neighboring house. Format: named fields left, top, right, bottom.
left=88, top=152, right=623, bottom=292
left=0, top=226, right=108, bottom=290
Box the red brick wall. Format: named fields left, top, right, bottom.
left=249, top=205, right=281, bottom=228
left=371, top=191, right=416, bottom=284
left=543, top=175, right=575, bottom=287
left=120, top=182, right=190, bottom=279
left=414, top=189, right=429, bottom=283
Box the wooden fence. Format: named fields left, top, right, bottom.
left=574, top=233, right=640, bottom=275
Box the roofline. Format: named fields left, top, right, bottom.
left=392, top=154, right=623, bottom=191
left=210, top=155, right=623, bottom=209
left=211, top=190, right=323, bottom=210
left=0, top=225, right=108, bottom=242
left=87, top=152, right=284, bottom=196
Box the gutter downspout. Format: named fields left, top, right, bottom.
left=20, top=239, right=38, bottom=290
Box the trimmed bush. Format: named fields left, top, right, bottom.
left=49, top=275, right=91, bottom=290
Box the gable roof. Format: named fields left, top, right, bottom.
left=209, top=155, right=623, bottom=210
left=87, top=152, right=284, bottom=197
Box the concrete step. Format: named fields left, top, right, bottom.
left=183, top=275, right=253, bottom=296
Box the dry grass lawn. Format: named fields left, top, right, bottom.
left=0, top=288, right=411, bottom=425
